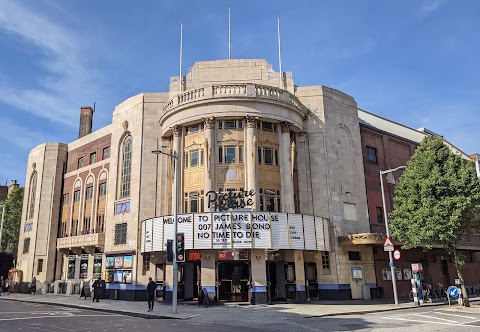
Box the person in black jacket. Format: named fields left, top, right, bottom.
left=92, top=277, right=101, bottom=302
left=147, top=277, right=156, bottom=312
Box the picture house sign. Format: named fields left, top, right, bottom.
left=205, top=189, right=255, bottom=211
left=141, top=211, right=331, bottom=252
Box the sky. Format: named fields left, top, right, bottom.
left=0, top=0, right=479, bottom=186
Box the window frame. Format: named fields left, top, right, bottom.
left=23, top=238, right=31, bottom=254
left=120, top=136, right=132, bottom=199
left=103, top=146, right=110, bottom=160
left=376, top=206, right=384, bottom=223
left=90, top=152, right=97, bottom=165
left=114, top=223, right=127, bottom=245
left=366, top=146, right=378, bottom=164
left=99, top=183, right=107, bottom=196
left=74, top=190, right=81, bottom=203
left=37, top=259, right=43, bottom=274
left=78, top=157, right=84, bottom=169
left=85, top=186, right=93, bottom=200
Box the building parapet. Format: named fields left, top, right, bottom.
left=57, top=232, right=105, bottom=253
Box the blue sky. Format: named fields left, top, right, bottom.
left=0, top=0, right=479, bottom=186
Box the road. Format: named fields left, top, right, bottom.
left=2, top=299, right=480, bottom=331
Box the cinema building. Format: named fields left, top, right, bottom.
left=17, top=59, right=377, bottom=303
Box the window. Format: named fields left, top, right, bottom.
left=348, top=251, right=361, bottom=261
left=224, top=120, right=236, bottom=129
left=78, top=157, right=84, bottom=169
left=218, top=120, right=242, bottom=129
left=99, top=183, right=107, bottom=196
left=83, top=217, right=91, bottom=234
left=258, top=121, right=277, bottom=132
left=37, top=259, right=43, bottom=274
left=186, top=123, right=204, bottom=134
left=142, top=253, right=151, bottom=275
left=366, top=146, right=378, bottom=163
left=264, top=148, right=273, bottom=165
left=120, top=136, right=132, bottom=198
left=184, top=191, right=204, bottom=213
left=23, top=238, right=30, bottom=254
left=376, top=207, right=384, bottom=223
left=71, top=219, right=79, bottom=236
left=103, top=146, right=110, bottom=159
left=275, top=150, right=279, bottom=166
left=257, top=147, right=262, bottom=164
left=97, top=214, right=105, bottom=233
left=62, top=193, right=69, bottom=205
left=74, top=190, right=81, bottom=203
left=28, top=172, right=38, bottom=220
left=322, top=253, right=330, bottom=269
left=90, top=152, right=97, bottom=165
left=259, top=189, right=281, bottom=212
left=191, top=150, right=199, bottom=167
left=218, top=146, right=238, bottom=164
left=239, top=146, right=243, bottom=163
left=114, top=223, right=127, bottom=245
left=60, top=221, right=67, bottom=237
left=85, top=187, right=93, bottom=200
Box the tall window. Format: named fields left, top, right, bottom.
left=366, top=146, right=378, bottom=163
left=90, top=152, right=97, bottom=165
left=78, top=157, right=84, bottom=169
left=74, top=190, right=81, bottom=203
left=97, top=214, right=105, bottom=233
left=37, top=259, right=44, bottom=274
left=99, top=183, right=107, bottom=196
left=142, top=253, right=151, bottom=275
left=120, top=136, right=132, bottom=198
left=115, top=223, right=127, bottom=245
left=23, top=238, right=31, bottom=254
left=103, top=146, right=110, bottom=159
left=28, top=172, right=38, bottom=220
left=218, top=146, right=239, bottom=164
left=376, top=207, right=384, bottom=223
left=85, top=187, right=93, bottom=200
left=184, top=191, right=204, bottom=213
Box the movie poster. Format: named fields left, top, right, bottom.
left=123, top=255, right=133, bottom=269
left=106, top=257, right=115, bottom=269
left=105, top=270, right=113, bottom=283
left=114, top=270, right=123, bottom=283
left=123, top=271, right=132, bottom=284
left=114, top=256, right=124, bottom=269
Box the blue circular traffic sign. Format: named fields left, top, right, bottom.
left=447, top=286, right=459, bottom=297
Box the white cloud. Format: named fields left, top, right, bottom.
left=0, top=116, right=54, bottom=150
left=419, top=0, right=448, bottom=15
left=0, top=0, right=103, bottom=127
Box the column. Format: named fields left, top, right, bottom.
left=164, top=263, right=174, bottom=303
left=245, top=116, right=259, bottom=209
left=204, top=117, right=216, bottom=211
left=294, top=249, right=307, bottom=302
left=172, top=125, right=183, bottom=213
left=250, top=249, right=268, bottom=304
left=280, top=122, right=295, bottom=213
left=200, top=250, right=216, bottom=300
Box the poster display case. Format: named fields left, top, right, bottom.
left=105, top=254, right=133, bottom=284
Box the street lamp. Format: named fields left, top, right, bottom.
left=151, top=148, right=179, bottom=314
left=0, top=204, right=5, bottom=252
left=380, top=165, right=406, bottom=306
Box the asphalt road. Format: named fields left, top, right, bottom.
left=3, top=299, right=480, bottom=331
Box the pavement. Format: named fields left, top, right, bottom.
left=1, top=292, right=479, bottom=320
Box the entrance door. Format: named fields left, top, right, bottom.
left=218, top=261, right=249, bottom=302
left=275, top=262, right=287, bottom=299
left=184, top=261, right=195, bottom=300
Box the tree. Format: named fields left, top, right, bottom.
left=390, top=135, right=480, bottom=306
left=1, top=186, right=24, bottom=255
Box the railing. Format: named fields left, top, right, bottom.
left=163, top=83, right=305, bottom=114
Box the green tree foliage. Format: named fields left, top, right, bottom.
left=1, top=187, right=24, bottom=254
left=390, top=135, right=480, bottom=306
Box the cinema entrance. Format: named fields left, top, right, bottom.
left=217, top=250, right=249, bottom=302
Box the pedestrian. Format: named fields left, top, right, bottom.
left=4, top=277, right=9, bottom=295
left=30, top=277, right=37, bottom=295
left=0, top=276, right=3, bottom=296
left=147, top=277, right=156, bottom=312
left=92, top=276, right=101, bottom=302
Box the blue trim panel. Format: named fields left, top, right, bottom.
left=296, top=285, right=306, bottom=291
left=251, top=286, right=267, bottom=293
left=318, top=284, right=351, bottom=290
left=164, top=285, right=173, bottom=291
left=200, top=286, right=216, bottom=294
left=366, top=283, right=377, bottom=288
left=105, top=284, right=146, bottom=290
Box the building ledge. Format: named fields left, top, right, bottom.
left=57, top=233, right=105, bottom=253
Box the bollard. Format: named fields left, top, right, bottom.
left=411, top=278, right=420, bottom=307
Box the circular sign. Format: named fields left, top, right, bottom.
left=448, top=286, right=459, bottom=298
left=393, top=249, right=401, bottom=260
left=226, top=169, right=237, bottom=181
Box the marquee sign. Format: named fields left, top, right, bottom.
left=141, top=212, right=330, bottom=252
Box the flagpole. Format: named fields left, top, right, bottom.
left=180, top=22, right=183, bottom=92
left=228, top=6, right=231, bottom=59
left=277, top=17, right=283, bottom=89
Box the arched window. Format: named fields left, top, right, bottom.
left=28, top=172, right=38, bottom=219
left=120, top=136, right=132, bottom=198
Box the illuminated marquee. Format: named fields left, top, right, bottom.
left=141, top=212, right=330, bottom=252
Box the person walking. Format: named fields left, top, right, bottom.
left=4, top=277, right=9, bottom=295
left=147, top=277, right=156, bottom=312
left=92, top=277, right=101, bottom=302
left=30, top=277, right=37, bottom=295
left=0, top=276, right=4, bottom=296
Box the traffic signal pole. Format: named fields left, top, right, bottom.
left=172, top=151, right=179, bottom=314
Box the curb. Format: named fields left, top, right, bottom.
left=0, top=297, right=196, bottom=320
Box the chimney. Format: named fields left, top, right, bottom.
left=8, top=179, right=18, bottom=196
left=78, top=106, right=94, bottom=138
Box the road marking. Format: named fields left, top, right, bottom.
left=435, top=312, right=479, bottom=320
left=410, top=313, right=458, bottom=323
left=387, top=316, right=480, bottom=328
left=0, top=314, right=122, bottom=321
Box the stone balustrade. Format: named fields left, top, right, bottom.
left=163, top=83, right=305, bottom=114
left=57, top=232, right=105, bottom=250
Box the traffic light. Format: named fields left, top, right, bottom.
left=166, top=239, right=173, bottom=262
left=176, top=233, right=185, bottom=262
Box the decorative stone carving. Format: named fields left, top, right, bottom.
left=122, top=120, right=129, bottom=131
left=172, top=125, right=181, bottom=137
left=203, top=117, right=215, bottom=129
left=246, top=116, right=258, bottom=128
left=281, top=121, right=291, bottom=134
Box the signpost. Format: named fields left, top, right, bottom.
left=447, top=285, right=459, bottom=306
left=383, top=236, right=394, bottom=252
left=393, top=249, right=401, bottom=260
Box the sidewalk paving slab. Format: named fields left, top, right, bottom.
left=1, top=293, right=479, bottom=320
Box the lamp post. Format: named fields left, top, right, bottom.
left=380, top=165, right=406, bottom=306
left=0, top=204, right=5, bottom=252
left=152, top=148, right=179, bottom=314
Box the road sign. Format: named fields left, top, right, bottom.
left=411, top=263, right=423, bottom=273
left=383, top=236, right=394, bottom=247
left=393, top=249, right=401, bottom=260
left=384, top=246, right=394, bottom=252
left=448, top=286, right=459, bottom=297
